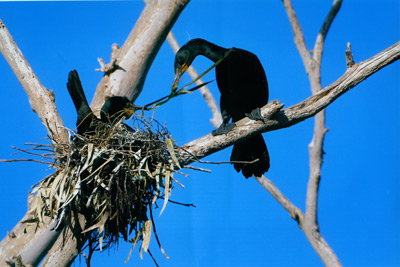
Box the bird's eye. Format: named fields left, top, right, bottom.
left=177, top=50, right=189, bottom=65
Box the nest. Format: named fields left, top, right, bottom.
left=31, top=113, right=185, bottom=260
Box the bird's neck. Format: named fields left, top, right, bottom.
left=197, top=41, right=229, bottom=62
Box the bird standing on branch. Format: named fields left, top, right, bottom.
left=67, top=70, right=135, bottom=134
left=172, top=38, right=270, bottom=178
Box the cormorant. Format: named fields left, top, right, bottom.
left=67, top=70, right=135, bottom=134
left=172, top=39, right=270, bottom=178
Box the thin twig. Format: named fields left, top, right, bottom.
left=313, top=0, right=343, bottom=66
left=255, top=175, right=304, bottom=223
left=282, top=0, right=312, bottom=69
left=10, top=146, right=54, bottom=160
left=345, top=42, right=355, bottom=68
left=0, top=158, right=59, bottom=167
left=184, top=165, right=212, bottom=173
left=149, top=204, right=169, bottom=259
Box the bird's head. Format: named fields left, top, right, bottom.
left=100, top=96, right=135, bottom=122
left=172, top=45, right=196, bottom=90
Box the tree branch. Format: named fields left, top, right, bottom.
left=90, top=0, right=190, bottom=115
left=0, top=194, right=56, bottom=267
left=39, top=213, right=89, bottom=267
left=0, top=19, right=68, bottom=145
left=288, top=1, right=341, bottom=265
left=307, top=3, right=340, bottom=264
left=0, top=18, right=67, bottom=267
left=166, top=32, right=223, bottom=128
left=313, top=0, right=343, bottom=68
left=282, top=0, right=313, bottom=74
left=255, top=176, right=304, bottom=223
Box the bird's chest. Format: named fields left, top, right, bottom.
left=216, top=59, right=268, bottom=121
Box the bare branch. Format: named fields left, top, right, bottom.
left=305, top=3, right=342, bottom=265
left=39, top=213, right=89, bottom=267
left=0, top=194, right=59, bottom=267
left=0, top=19, right=68, bottom=145
left=282, top=0, right=313, bottom=72
left=167, top=32, right=223, bottom=128
left=19, top=220, right=60, bottom=266
left=255, top=174, right=341, bottom=267
left=302, top=227, right=342, bottom=267
left=181, top=100, right=283, bottom=163
left=255, top=176, right=304, bottom=222
left=90, top=0, right=190, bottom=115
left=306, top=112, right=327, bottom=226
left=313, top=0, right=343, bottom=66
left=283, top=1, right=349, bottom=265
left=345, top=42, right=355, bottom=68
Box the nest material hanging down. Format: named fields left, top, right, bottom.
left=32, top=113, right=183, bottom=257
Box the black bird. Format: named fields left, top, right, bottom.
left=172, top=39, right=270, bottom=178
left=100, top=96, right=135, bottom=125
left=67, top=70, right=135, bottom=134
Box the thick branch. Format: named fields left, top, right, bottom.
left=180, top=42, right=400, bottom=164
left=0, top=19, right=68, bottom=145
left=39, top=214, right=89, bottom=267
left=90, top=0, right=190, bottom=115
left=0, top=18, right=68, bottom=267
left=0, top=195, right=43, bottom=266
left=166, top=32, right=223, bottom=128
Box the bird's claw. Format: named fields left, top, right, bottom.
left=212, top=122, right=236, bottom=136
left=245, top=107, right=267, bottom=123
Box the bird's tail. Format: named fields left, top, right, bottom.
left=230, top=134, right=270, bottom=178
left=67, top=70, right=91, bottom=119
left=67, top=70, right=93, bottom=133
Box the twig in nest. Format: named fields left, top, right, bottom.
left=0, top=158, right=60, bottom=167
left=184, top=165, right=212, bottom=173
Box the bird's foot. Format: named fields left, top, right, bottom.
left=212, top=122, right=236, bottom=136
left=245, top=107, right=267, bottom=123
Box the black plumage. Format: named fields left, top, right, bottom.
left=66, top=70, right=138, bottom=238
left=67, top=70, right=95, bottom=134
left=172, top=39, right=270, bottom=178
left=100, top=96, right=135, bottom=125
left=66, top=70, right=135, bottom=134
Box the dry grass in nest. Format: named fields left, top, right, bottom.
left=30, top=113, right=186, bottom=261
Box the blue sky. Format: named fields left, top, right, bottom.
left=0, top=1, right=399, bottom=267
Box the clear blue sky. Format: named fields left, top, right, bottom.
left=0, top=1, right=399, bottom=267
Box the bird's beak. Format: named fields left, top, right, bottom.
left=171, top=63, right=189, bottom=90
left=123, top=102, right=136, bottom=118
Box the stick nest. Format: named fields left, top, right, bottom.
left=32, top=113, right=183, bottom=259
